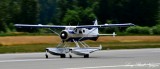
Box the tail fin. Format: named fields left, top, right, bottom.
left=93, top=19, right=117, bottom=37
left=94, top=19, right=98, bottom=25
left=92, top=19, right=99, bottom=35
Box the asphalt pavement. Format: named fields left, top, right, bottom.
left=0, top=48, right=160, bottom=69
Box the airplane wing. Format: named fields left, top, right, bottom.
left=76, top=23, right=135, bottom=28
left=15, top=23, right=134, bottom=29
left=14, top=24, right=67, bottom=29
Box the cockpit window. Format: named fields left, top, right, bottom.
left=79, top=30, right=82, bottom=34
left=74, top=28, right=77, bottom=32
left=87, top=28, right=92, bottom=30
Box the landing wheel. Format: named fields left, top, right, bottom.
left=60, top=54, right=66, bottom=58
left=69, top=54, right=72, bottom=58
left=45, top=54, right=48, bottom=59
left=84, top=54, right=89, bottom=58
left=45, top=49, right=48, bottom=59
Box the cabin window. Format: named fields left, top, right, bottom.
left=83, top=30, right=85, bottom=33
left=79, top=30, right=82, bottom=34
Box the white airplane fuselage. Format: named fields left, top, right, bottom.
left=60, top=27, right=99, bottom=42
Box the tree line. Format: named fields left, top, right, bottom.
left=0, top=0, right=160, bottom=33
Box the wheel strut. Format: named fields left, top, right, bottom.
left=45, top=54, right=48, bottom=59
left=45, top=50, right=48, bottom=59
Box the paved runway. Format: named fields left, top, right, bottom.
left=0, top=48, right=160, bottom=69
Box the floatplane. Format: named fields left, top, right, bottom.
left=15, top=20, right=134, bottom=58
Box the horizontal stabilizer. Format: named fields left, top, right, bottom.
left=98, top=32, right=116, bottom=37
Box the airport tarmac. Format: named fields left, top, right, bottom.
left=0, top=48, right=160, bottom=69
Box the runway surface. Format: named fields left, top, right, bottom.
left=0, top=48, right=160, bottom=69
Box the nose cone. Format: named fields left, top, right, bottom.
left=61, top=33, right=65, bottom=37
left=60, top=31, right=68, bottom=40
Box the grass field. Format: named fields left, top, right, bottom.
left=0, top=36, right=160, bottom=53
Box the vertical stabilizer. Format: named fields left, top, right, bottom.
left=92, top=19, right=99, bottom=35
left=94, top=19, right=98, bottom=25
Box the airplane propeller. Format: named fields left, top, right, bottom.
left=60, top=31, right=68, bottom=40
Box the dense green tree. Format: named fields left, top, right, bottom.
left=98, top=0, right=159, bottom=26
left=56, top=0, right=78, bottom=25
left=62, top=9, right=80, bottom=25
left=16, top=0, right=39, bottom=32
left=62, top=7, right=96, bottom=25
left=0, top=0, right=20, bottom=33
left=125, top=0, right=159, bottom=26
left=58, top=0, right=96, bottom=25
left=39, top=0, right=56, bottom=24
left=0, top=0, right=160, bottom=33
left=19, top=0, right=39, bottom=24
left=0, top=0, right=10, bottom=33
left=157, top=0, right=160, bottom=25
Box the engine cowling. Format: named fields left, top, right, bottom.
left=60, top=31, right=69, bottom=41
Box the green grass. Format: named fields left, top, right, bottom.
left=1, top=42, right=160, bottom=53
left=88, top=42, right=160, bottom=49
left=0, top=32, right=55, bottom=37
left=0, top=44, right=55, bottom=53
left=102, top=43, right=160, bottom=50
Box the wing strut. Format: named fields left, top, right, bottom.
left=48, top=28, right=60, bottom=36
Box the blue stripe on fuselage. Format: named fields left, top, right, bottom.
left=68, top=30, right=75, bottom=34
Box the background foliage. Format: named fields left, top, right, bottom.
left=0, top=0, right=160, bottom=34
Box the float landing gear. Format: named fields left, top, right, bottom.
left=69, top=54, right=72, bottom=58
left=60, top=54, right=66, bottom=58
left=84, top=54, right=89, bottom=58
left=45, top=50, right=48, bottom=59
left=45, top=54, right=48, bottom=59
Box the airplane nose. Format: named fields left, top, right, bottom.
left=60, top=31, right=68, bottom=40
left=61, top=33, right=65, bottom=36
